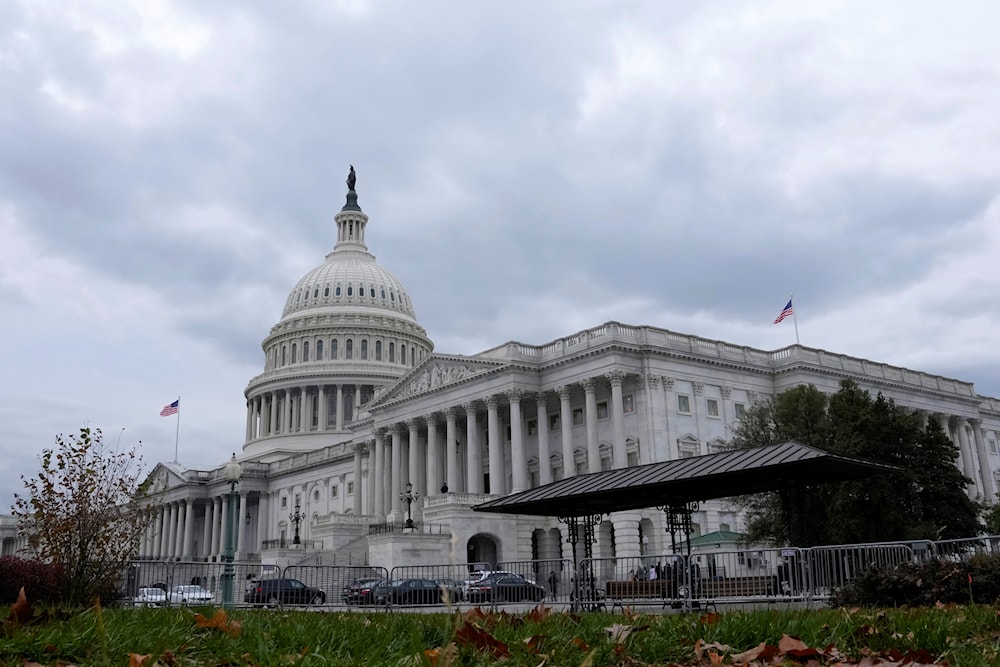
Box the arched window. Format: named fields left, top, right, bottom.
left=370, top=287, right=375, bottom=298
left=331, top=339, right=338, bottom=359
left=313, top=288, right=318, bottom=298
left=381, top=289, right=386, bottom=299
left=346, top=339, right=354, bottom=360
left=281, top=346, right=287, bottom=366
left=390, top=291, right=395, bottom=302
left=347, top=285, right=353, bottom=296
left=291, top=343, right=297, bottom=363
left=324, top=286, right=330, bottom=297
left=360, top=339, right=368, bottom=360
left=335, top=285, right=342, bottom=296
left=316, top=339, right=324, bottom=360
left=375, top=340, right=382, bottom=361
left=401, top=345, right=406, bottom=365
left=303, top=341, right=310, bottom=362
left=388, top=342, right=395, bottom=363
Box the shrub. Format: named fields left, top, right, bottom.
left=0, top=556, right=66, bottom=604
left=832, top=553, right=1000, bottom=607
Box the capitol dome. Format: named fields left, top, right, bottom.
left=242, top=173, right=433, bottom=461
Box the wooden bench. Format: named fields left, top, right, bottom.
left=695, top=576, right=778, bottom=599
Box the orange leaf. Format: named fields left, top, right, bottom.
left=708, top=650, right=724, bottom=666
left=454, top=622, right=510, bottom=659
left=778, top=634, right=809, bottom=653
left=128, top=654, right=152, bottom=667
left=732, top=642, right=767, bottom=663
left=423, top=644, right=458, bottom=667
left=572, top=637, right=590, bottom=652
left=6, top=587, right=33, bottom=627
left=699, top=613, right=721, bottom=625
left=194, top=609, right=242, bottom=638
left=525, top=605, right=552, bottom=623
left=523, top=634, right=546, bottom=654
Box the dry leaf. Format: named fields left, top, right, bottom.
left=454, top=621, right=510, bottom=659
left=194, top=609, right=242, bottom=638
left=128, top=654, right=152, bottom=667
left=572, top=637, right=590, bottom=652
left=7, top=587, right=33, bottom=628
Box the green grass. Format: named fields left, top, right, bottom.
left=3, top=604, right=1000, bottom=666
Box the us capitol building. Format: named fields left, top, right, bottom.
left=119, top=175, right=1000, bottom=571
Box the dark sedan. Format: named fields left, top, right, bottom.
left=466, top=573, right=545, bottom=603
left=341, top=578, right=383, bottom=605
left=373, top=578, right=444, bottom=605
left=244, top=578, right=326, bottom=606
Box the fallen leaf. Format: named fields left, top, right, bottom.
left=778, top=634, right=809, bottom=653
left=699, top=613, right=722, bottom=625
left=572, top=637, right=590, bottom=652
left=128, top=655, right=152, bottom=667
left=695, top=639, right=732, bottom=660
left=454, top=621, right=510, bottom=659
left=6, top=587, right=33, bottom=628
left=523, top=634, right=546, bottom=654
left=194, top=609, right=242, bottom=638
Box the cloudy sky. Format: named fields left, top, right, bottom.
left=3, top=1, right=1000, bottom=512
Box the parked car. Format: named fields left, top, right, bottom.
left=373, top=578, right=443, bottom=606
left=134, top=587, right=167, bottom=607
left=244, top=578, right=326, bottom=606
left=466, top=573, right=545, bottom=603
left=341, top=578, right=384, bottom=605
left=167, top=585, right=214, bottom=605
left=462, top=570, right=521, bottom=598
left=434, top=578, right=464, bottom=602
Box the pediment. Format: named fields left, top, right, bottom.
left=143, top=462, right=187, bottom=495
left=371, top=355, right=506, bottom=406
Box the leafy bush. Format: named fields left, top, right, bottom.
left=0, top=556, right=66, bottom=604
left=832, top=553, right=1000, bottom=607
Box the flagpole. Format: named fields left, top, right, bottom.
left=790, top=294, right=800, bottom=346
left=174, top=396, right=181, bottom=463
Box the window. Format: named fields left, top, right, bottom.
left=549, top=414, right=560, bottom=431
left=677, top=394, right=691, bottom=414
left=527, top=419, right=537, bottom=436
left=720, top=522, right=731, bottom=532
left=575, top=461, right=587, bottom=475
left=375, top=340, right=382, bottom=361
left=706, top=398, right=719, bottom=417
left=313, top=490, right=320, bottom=501
left=623, top=394, right=634, bottom=413
left=335, top=285, right=342, bottom=296
left=401, top=345, right=407, bottom=365
left=281, top=497, right=287, bottom=508
left=291, top=343, right=297, bottom=363
left=303, top=341, right=310, bottom=362
left=347, top=481, right=354, bottom=494
left=572, top=408, right=584, bottom=425
left=331, top=339, right=338, bottom=359
left=600, top=457, right=611, bottom=471
left=295, top=494, right=301, bottom=505
left=324, top=286, right=330, bottom=297
left=313, top=288, right=318, bottom=298
left=991, top=439, right=997, bottom=454
left=734, top=403, right=745, bottom=419
left=360, top=339, right=368, bottom=360
left=680, top=450, right=695, bottom=458
left=347, top=285, right=353, bottom=296
left=331, top=486, right=338, bottom=498
left=627, top=452, right=639, bottom=467
left=596, top=401, right=609, bottom=420
left=316, top=339, right=323, bottom=360
left=370, top=288, right=375, bottom=298
left=346, top=339, right=353, bottom=359
left=381, top=289, right=386, bottom=299
left=358, top=284, right=364, bottom=298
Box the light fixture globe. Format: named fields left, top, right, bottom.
left=224, top=453, right=243, bottom=483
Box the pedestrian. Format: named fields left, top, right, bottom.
left=547, top=570, right=559, bottom=600
left=648, top=565, right=658, bottom=581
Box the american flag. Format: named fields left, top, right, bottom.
left=160, top=399, right=180, bottom=417
left=773, top=299, right=794, bottom=324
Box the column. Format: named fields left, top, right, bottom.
left=373, top=431, right=386, bottom=519
left=664, top=378, right=679, bottom=460
left=353, top=442, right=365, bottom=515
left=465, top=404, right=483, bottom=493
left=608, top=371, right=627, bottom=469
left=426, top=415, right=441, bottom=495
left=245, top=400, right=254, bottom=442
left=255, top=396, right=263, bottom=438
left=441, top=408, right=457, bottom=492
left=366, top=440, right=376, bottom=514
left=509, top=389, right=528, bottom=493
left=164, top=502, right=176, bottom=559
left=390, top=426, right=403, bottom=518
left=953, top=416, right=977, bottom=495
left=355, top=385, right=362, bottom=414
left=336, top=384, right=344, bottom=431
left=259, top=492, right=269, bottom=544
left=156, top=506, right=167, bottom=559
left=235, top=492, right=246, bottom=559
left=972, top=420, right=996, bottom=500
left=408, top=420, right=422, bottom=520
left=174, top=502, right=185, bottom=559
left=209, top=497, right=221, bottom=559
left=200, top=502, right=212, bottom=559
left=558, top=386, right=575, bottom=479
left=220, top=494, right=231, bottom=555
left=180, top=499, right=194, bottom=559
left=583, top=379, right=600, bottom=473
left=536, top=394, right=552, bottom=485
left=318, top=385, right=328, bottom=431
left=486, top=396, right=506, bottom=495
left=283, top=389, right=293, bottom=434
left=268, top=392, right=278, bottom=436
left=300, top=388, right=310, bottom=432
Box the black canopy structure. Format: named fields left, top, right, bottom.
left=474, top=440, right=897, bottom=518
left=474, top=441, right=898, bottom=609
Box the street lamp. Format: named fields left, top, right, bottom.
left=221, top=453, right=242, bottom=610
left=399, top=481, right=419, bottom=530
left=289, top=501, right=304, bottom=545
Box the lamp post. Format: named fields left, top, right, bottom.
left=399, top=481, right=419, bottom=530
left=221, top=453, right=242, bottom=609
left=289, top=501, right=304, bottom=546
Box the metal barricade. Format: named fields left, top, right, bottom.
left=283, top=565, right=389, bottom=608
left=581, top=554, right=685, bottom=611
left=933, top=535, right=1000, bottom=562
left=495, top=559, right=575, bottom=606
left=385, top=562, right=489, bottom=607
left=685, top=547, right=799, bottom=608
left=121, top=561, right=172, bottom=606
left=805, top=541, right=926, bottom=601
left=168, top=560, right=261, bottom=607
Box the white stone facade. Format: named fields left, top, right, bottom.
left=136, top=187, right=1000, bottom=572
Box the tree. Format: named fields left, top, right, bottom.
left=728, top=379, right=982, bottom=546
left=13, top=426, right=157, bottom=604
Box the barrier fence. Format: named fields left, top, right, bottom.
left=117, top=535, right=1000, bottom=611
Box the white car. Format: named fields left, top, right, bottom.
left=134, top=587, right=167, bottom=607
left=168, top=584, right=215, bottom=605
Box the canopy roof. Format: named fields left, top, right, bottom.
left=474, top=441, right=898, bottom=518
